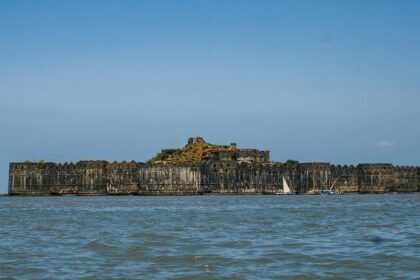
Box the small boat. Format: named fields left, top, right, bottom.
left=276, top=176, right=292, bottom=195
left=320, top=189, right=336, bottom=195
left=319, top=177, right=341, bottom=195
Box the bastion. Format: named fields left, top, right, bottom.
left=8, top=137, right=420, bottom=195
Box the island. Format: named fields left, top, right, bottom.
left=8, top=137, right=420, bottom=195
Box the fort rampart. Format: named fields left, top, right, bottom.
left=8, top=137, right=419, bottom=195
left=8, top=161, right=420, bottom=195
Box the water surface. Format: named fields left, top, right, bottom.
left=0, top=195, right=419, bottom=279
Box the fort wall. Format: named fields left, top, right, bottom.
left=8, top=161, right=420, bottom=195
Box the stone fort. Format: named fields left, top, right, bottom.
left=8, top=137, right=420, bottom=195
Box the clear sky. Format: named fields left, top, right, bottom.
left=1, top=0, right=419, bottom=193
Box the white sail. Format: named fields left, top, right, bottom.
left=283, top=176, right=291, bottom=194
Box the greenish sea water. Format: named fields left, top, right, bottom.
left=0, top=194, right=419, bottom=279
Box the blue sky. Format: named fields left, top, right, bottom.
left=1, top=0, right=419, bottom=193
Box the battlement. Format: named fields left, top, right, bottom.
left=10, top=160, right=109, bottom=171
left=357, top=163, right=394, bottom=171
left=300, top=162, right=331, bottom=168
left=7, top=137, right=420, bottom=195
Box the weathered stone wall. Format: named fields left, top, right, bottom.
left=8, top=161, right=420, bottom=195
left=298, top=163, right=332, bottom=193
left=106, top=161, right=144, bottom=194
left=357, top=164, right=395, bottom=193
left=330, top=165, right=359, bottom=193
left=138, top=163, right=202, bottom=195
left=392, top=166, right=420, bottom=193
left=199, top=161, right=282, bottom=194
left=9, top=161, right=108, bottom=195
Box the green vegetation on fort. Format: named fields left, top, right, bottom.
left=150, top=149, right=180, bottom=162
left=273, top=159, right=300, bottom=166
left=284, top=159, right=299, bottom=166
left=38, top=160, right=46, bottom=168
left=147, top=137, right=234, bottom=163
left=231, top=152, right=239, bottom=161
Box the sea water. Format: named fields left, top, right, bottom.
left=0, top=194, right=419, bottom=279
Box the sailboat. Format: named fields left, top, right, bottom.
left=276, top=176, right=292, bottom=195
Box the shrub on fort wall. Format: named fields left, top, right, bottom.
left=37, top=160, right=46, bottom=169
left=284, top=159, right=299, bottom=166
left=149, top=149, right=180, bottom=162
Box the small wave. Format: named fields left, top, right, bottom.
left=367, top=253, right=406, bottom=262
left=336, top=258, right=366, bottom=269
left=0, top=264, right=15, bottom=273
left=125, top=246, right=149, bottom=261
left=83, top=240, right=118, bottom=255
left=254, top=257, right=272, bottom=264
left=0, top=277, right=17, bottom=280
left=22, top=267, right=47, bottom=274
left=267, top=251, right=317, bottom=262
left=362, top=235, right=389, bottom=244
left=152, top=254, right=234, bottom=267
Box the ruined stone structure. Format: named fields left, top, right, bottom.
left=8, top=137, right=420, bottom=195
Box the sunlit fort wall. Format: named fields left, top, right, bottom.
left=8, top=161, right=420, bottom=195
